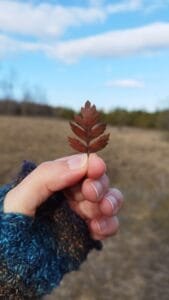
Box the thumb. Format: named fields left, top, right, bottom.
left=4, top=154, right=88, bottom=216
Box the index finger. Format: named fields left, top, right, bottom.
left=87, top=153, right=106, bottom=179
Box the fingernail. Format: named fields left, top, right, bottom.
left=90, top=180, right=103, bottom=199
left=98, top=219, right=107, bottom=233
left=67, top=154, right=88, bottom=170
left=112, top=188, right=123, bottom=200
left=105, top=195, right=117, bottom=211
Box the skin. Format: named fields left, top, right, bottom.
left=4, top=153, right=124, bottom=240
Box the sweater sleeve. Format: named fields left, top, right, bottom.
left=0, top=161, right=102, bottom=300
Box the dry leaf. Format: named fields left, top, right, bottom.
left=68, top=100, right=110, bottom=155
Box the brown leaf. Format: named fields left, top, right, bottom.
left=90, top=123, right=107, bottom=139
left=74, top=115, right=86, bottom=129
left=68, top=100, right=109, bottom=154
left=68, top=137, right=87, bottom=153
left=81, top=101, right=100, bottom=128
left=69, top=121, right=87, bottom=142
left=89, top=134, right=110, bottom=153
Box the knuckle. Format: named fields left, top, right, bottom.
left=100, top=174, right=109, bottom=188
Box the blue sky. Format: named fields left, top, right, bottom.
left=0, top=0, right=169, bottom=111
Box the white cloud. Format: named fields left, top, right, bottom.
left=105, top=79, right=145, bottom=88
left=0, top=34, right=41, bottom=57
left=0, top=1, right=106, bottom=38
left=46, top=22, right=169, bottom=63
left=107, top=0, right=142, bottom=13
left=0, top=23, right=169, bottom=63
left=0, top=0, right=163, bottom=39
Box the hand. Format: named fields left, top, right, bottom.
left=64, top=155, right=123, bottom=240
left=4, top=154, right=124, bottom=240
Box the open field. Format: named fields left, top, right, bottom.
left=0, top=116, right=169, bottom=300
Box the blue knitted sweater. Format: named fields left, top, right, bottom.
left=0, top=160, right=102, bottom=299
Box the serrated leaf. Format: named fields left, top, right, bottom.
left=74, top=115, right=86, bottom=129
left=69, top=121, right=87, bottom=141
left=89, top=134, right=110, bottom=153
left=90, top=123, right=107, bottom=139
left=68, top=137, right=87, bottom=153
left=81, top=101, right=100, bottom=128
left=68, top=101, right=109, bottom=154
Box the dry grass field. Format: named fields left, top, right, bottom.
left=0, top=115, right=169, bottom=300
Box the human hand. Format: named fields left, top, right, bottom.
left=4, top=154, right=123, bottom=240
left=64, top=154, right=123, bottom=240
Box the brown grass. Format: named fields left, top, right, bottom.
left=0, top=116, right=169, bottom=300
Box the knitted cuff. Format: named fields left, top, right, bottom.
left=0, top=213, right=38, bottom=300
left=0, top=161, right=102, bottom=299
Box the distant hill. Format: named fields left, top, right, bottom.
left=0, top=98, right=169, bottom=130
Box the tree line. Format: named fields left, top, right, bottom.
left=0, top=98, right=168, bottom=131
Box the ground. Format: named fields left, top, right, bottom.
left=0, top=116, right=169, bottom=300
